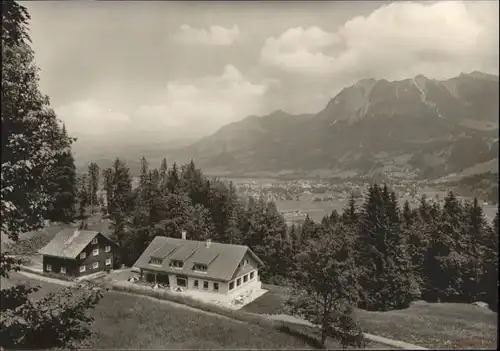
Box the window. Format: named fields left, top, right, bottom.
left=149, top=258, right=162, bottom=266
left=80, top=252, right=86, bottom=259
left=243, top=274, right=248, bottom=283
left=60, top=266, right=66, bottom=274
left=229, top=281, right=234, bottom=290
left=213, top=282, right=219, bottom=292
left=92, top=262, right=99, bottom=269
left=177, top=277, right=187, bottom=287
left=105, top=245, right=111, bottom=253
left=105, top=258, right=112, bottom=266
left=170, top=260, right=183, bottom=268
left=80, top=265, right=86, bottom=273
left=237, top=278, right=241, bottom=286
left=92, top=248, right=99, bottom=256
left=194, top=280, right=199, bottom=288
left=243, top=259, right=248, bottom=267
left=46, top=264, right=52, bottom=272
left=203, top=281, right=209, bottom=290
left=250, top=271, right=255, bottom=279
left=92, top=238, right=98, bottom=245
left=193, top=263, right=208, bottom=272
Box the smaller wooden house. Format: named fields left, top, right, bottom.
left=38, top=228, right=118, bottom=277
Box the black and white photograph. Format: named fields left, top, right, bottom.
left=1, top=0, right=498, bottom=349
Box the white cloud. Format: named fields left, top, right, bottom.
left=136, top=65, right=269, bottom=136
left=55, top=100, right=131, bottom=137
left=173, top=24, right=240, bottom=46
left=56, top=65, right=269, bottom=144
left=260, top=1, right=499, bottom=80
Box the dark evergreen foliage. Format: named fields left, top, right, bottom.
left=46, top=125, right=77, bottom=223
left=1, top=2, right=102, bottom=348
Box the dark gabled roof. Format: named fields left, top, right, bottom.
left=151, top=242, right=179, bottom=259
left=190, top=249, right=219, bottom=265
left=38, top=229, right=108, bottom=259
left=169, top=244, right=197, bottom=261
left=133, top=236, right=264, bottom=282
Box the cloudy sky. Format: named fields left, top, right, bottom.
left=23, top=0, right=499, bottom=150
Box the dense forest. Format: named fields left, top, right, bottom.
left=83, top=157, right=498, bottom=310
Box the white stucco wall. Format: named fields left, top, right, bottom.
left=164, top=268, right=261, bottom=297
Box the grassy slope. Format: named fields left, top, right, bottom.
left=2, top=273, right=314, bottom=350
left=243, top=284, right=498, bottom=349
left=357, top=301, right=497, bottom=349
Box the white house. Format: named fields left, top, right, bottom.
left=133, top=235, right=264, bottom=298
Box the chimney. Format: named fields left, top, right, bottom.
left=205, top=239, right=211, bottom=248
left=181, top=230, right=187, bottom=240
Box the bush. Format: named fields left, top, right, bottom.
left=329, top=324, right=366, bottom=349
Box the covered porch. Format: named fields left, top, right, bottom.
left=140, top=269, right=170, bottom=286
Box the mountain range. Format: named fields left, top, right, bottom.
left=76, top=71, right=499, bottom=180
left=165, top=71, right=498, bottom=180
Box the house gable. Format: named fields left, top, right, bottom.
left=230, top=251, right=259, bottom=280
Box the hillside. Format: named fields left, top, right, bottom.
left=169, top=71, right=499, bottom=180
left=440, top=171, right=499, bottom=205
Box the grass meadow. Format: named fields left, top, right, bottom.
left=2, top=273, right=320, bottom=349
left=243, top=284, right=498, bottom=349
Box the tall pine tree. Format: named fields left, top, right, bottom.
left=46, top=124, right=77, bottom=223
left=356, top=184, right=418, bottom=311
left=88, top=162, right=100, bottom=214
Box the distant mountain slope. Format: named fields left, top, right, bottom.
left=168, top=71, right=500, bottom=179
left=171, top=110, right=315, bottom=172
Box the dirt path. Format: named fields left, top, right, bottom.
left=266, top=314, right=428, bottom=350
left=18, top=271, right=75, bottom=287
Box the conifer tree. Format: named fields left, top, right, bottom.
left=356, top=184, right=418, bottom=310
left=301, top=214, right=319, bottom=243
left=88, top=162, right=99, bottom=214
left=480, top=212, right=498, bottom=309
left=341, top=193, right=358, bottom=226
left=402, top=200, right=414, bottom=228
left=329, top=209, right=340, bottom=224
left=46, top=124, right=77, bottom=223
left=107, top=158, right=134, bottom=249
left=138, top=156, right=149, bottom=195
left=462, top=198, right=488, bottom=301
left=423, top=191, right=467, bottom=302
left=257, top=201, right=290, bottom=283
left=159, top=157, right=168, bottom=194
left=166, top=162, right=180, bottom=194
left=102, top=168, right=114, bottom=215
left=76, top=174, right=90, bottom=219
